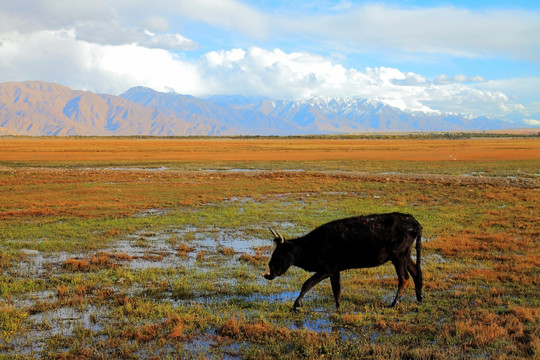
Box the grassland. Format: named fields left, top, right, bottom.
left=0, top=137, right=538, bottom=359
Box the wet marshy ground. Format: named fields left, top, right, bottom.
left=2, top=199, right=455, bottom=358
left=1, top=161, right=538, bottom=359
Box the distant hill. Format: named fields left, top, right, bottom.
left=0, top=81, right=527, bottom=136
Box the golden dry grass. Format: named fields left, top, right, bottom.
left=0, top=137, right=538, bottom=163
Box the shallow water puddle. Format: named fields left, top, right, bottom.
left=5, top=304, right=108, bottom=356
left=133, top=208, right=171, bottom=218
left=3, top=225, right=366, bottom=356
left=9, top=249, right=87, bottom=279
left=29, top=304, right=107, bottom=335
left=180, top=228, right=269, bottom=255
left=53, top=226, right=274, bottom=271
left=108, top=231, right=178, bottom=270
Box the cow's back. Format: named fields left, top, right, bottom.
left=298, top=212, right=420, bottom=270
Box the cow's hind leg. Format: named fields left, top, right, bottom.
left=330, top=272, right=341, bottom=309
left=391, top=259, right=409, bottom=307
left=407, top=256, right=423, bottom=302
left=293, top=272, right=329, bottom=312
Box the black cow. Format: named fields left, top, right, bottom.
left=263, top=212, right=423, bottom=311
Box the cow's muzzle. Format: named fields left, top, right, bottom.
left=263, top=272, right=276, bottom=280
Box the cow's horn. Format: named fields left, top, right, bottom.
left=269, top=228, right=284, bottom=244
left=276, top=230, right=284, bottom=244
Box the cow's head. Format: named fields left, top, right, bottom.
left=263, top=228, right=294, bottom=280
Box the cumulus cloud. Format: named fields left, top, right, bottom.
left=0, top=0, right=537, bottom=123
left=221, top=48, right=538, bottom=118
left=201, top=48, right=363, bottom=101
left=0, top=13, right=532, bottom=121
left=473, top=78, right=540, bottom=105
left=434, top=74, right=486, bottom=85
left=0, top=24, right=530, bottom=119
left=196, top=48, right=527, bottom=117
left=420, top=85, right=526, bottom=117
left=139, top=32, right=198, bottom=50
left=0, top=30, right=202, bottom=95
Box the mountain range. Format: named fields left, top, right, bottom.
left=0, top=81, right=528, bottom=136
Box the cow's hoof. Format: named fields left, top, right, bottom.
left=290, top=306, right=302, bottom=313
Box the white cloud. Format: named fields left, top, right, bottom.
left=523, top=119, right=540, bottom=126
left=434, top=74, right=486, bottom=85
left=195, top=47, right=527, bottom=117
left=473, top=78, right=540, bottom=105
left=73, top=23, right=198, bottom=50
left=205, top=49, right=247, bottom=68
left=139, top=31, right=198, bottom=50
left=3, top=1, right=539, bottom=61
left=285, top=4, right=540, bottom=62
left=171, top=0, right=270, bottom=38
left=0, top=25, right=534, bottom=120
left=0, top=0, right=198, bottom=51
left=420, top=85, right=526, bottom=117
left=0, top=30, right=202, bottom=95
left=98, top=45, right=202, bottom=94
left=1, top=0, right=537, bottom=124
left=200, top=47, right=359, bottom=100
left=141, top=16, right=171, bottom=33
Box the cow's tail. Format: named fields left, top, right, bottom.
left=415, top=227, right=423, bottom=303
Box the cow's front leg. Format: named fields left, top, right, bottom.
left=330, top=272, right=341, bottom=309
left=292, top=272, right=329, bottom=312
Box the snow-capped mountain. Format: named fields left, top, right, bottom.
left=0, top=81, right=524, bottom=136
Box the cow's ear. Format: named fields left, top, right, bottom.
left=282, top=242, right=293, bottom=252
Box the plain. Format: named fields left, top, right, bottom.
left=0, top=136, right=539, bottom=359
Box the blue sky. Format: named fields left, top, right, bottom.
left=0, top=0, right=539, bottom=123
left=179, top=1, right=540, bottom=81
